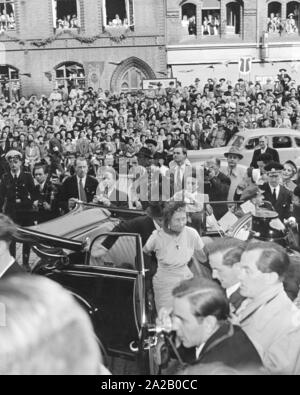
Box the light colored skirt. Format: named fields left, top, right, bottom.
left=153, top=265, right=193, bottom=313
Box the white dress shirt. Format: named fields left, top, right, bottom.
left=269, top=184, right=280, bottom=200
left=226, top=282, right=241, bottom=299
left=0, top=257, right=15, bottom=278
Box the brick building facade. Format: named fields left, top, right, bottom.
left=0, top=0, right=166, bottom=98
left=166, top=0, right=300, bottom=86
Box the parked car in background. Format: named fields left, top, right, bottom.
left=188, top=129, right=300, bottom=167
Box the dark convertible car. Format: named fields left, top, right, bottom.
left=14, top=203, right=300, bottom=374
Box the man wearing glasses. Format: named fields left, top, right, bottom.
left=0, top=150, right=36, bottom=268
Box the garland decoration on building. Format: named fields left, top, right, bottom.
left=104, top=26, right=130, bottom=43
left=31, top=29, right=103, bottom=47
left=0, top=30, right=26, bottom=45
left=0, top=27, right=130, bottom=48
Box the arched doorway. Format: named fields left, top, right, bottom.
left=0, top=65, right=20, bottom=101
left=120, top=67, right=146, bottom=92
left=226, top=2, right=241, bottom=34
left=110, top=57, right=156, bottom=92
left=287, top=1, right=300, bottom=33
left=181, top=3, right=197, bottom=35
left=55, top=62, right=85, bottom=91
left=267, top=2, right=282, bottom=33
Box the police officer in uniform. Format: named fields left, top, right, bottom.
left=0, top=150, right=37, bottom=268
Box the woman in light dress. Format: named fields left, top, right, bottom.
left=144, top=202, right=205, bottom=312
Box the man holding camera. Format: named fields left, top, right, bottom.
left=33, top=163, right=60, bottom=224
left=157, top=278, right=262, bottom=373
left=204, top=158, right=231, bottom=220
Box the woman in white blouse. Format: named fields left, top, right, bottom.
left=144, top=202, right=205, bottom=312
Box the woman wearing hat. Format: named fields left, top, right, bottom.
left=282, top=160, right=297, bottom=192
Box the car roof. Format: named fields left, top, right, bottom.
left=235, top=128, right=300, bottom=139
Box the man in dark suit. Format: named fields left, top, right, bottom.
left=250, top=136, right=280, bottom=169
left=206, top=238, right=247, bottom=314
left=204, top=158, right=231, bottom=220
left=93, top=168, right=129, bottom=209
left=59, top=157, right=98, bottom=213
left=260, top=162, right=292, bottom=221
left=33, top=163, right=60, bottom=224
left=0, top=150, right=37, bottom=267
left=0, top=214, right=25, bottom=279
left=158, top=278, right=262, bottom=373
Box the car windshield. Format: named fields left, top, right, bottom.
left=229, top=135, right=245, bottom=148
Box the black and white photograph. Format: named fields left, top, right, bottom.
left=1, top=0, right=300, bottom=378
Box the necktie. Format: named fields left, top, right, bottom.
left=79, top=178, right=87, bottom=203
left=272, top=188, right=277, bottom=202
left=176, top=167, right=182, bottom=190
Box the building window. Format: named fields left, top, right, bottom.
left=181, top=3, right=197, bottom=35
left=0, top=1, right=15, bottom=32
left=0, top=65, right=20, bottom=101
left=286, top=1, right=300, bottom=34
left=202, top=9, right=220, bottom=36
left=267, top=2, right=282, bottom=33
left=226, top=2, right=241, bottom=35
left=103, top=0, right=134, bottom=29
left=52, top=0, right=80, bottom=30
left=55, top=62, right=85, bottom=91
left=120, top=67, right=146, bottom=92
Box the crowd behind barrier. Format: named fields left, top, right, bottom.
left=1, top=69, right=300, bottom=375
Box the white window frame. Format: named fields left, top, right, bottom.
left=103, top=0, right=134, bottom=27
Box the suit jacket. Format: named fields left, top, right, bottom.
left=204, top=172, right=231, bottom=220
left=59, top=175, right=98, bottom=212
left=260, top=183, right=291, bottom=220
left=34, top=179, right=60, bottom=223
left=103, top=215, right=155, bottom=250
left=179, top=322, right=262, bottom=373
left=250, top=147, right=280, bottom=169
left=0, top=171, right=37, bottom=225
left=1, top=261, right=25, bottom=279
left=238, top=284, right=300, bottom=374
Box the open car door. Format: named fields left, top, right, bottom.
left=34, top=231, right=151, bottom=373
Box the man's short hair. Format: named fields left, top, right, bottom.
left=33, top=163, right=48, bottom=175
left=174, top=144, right=187, bottom=156
left=245, top=241, right=290, bottom=279
left=172, top=278, right=229, bottom=321
left=206, top=238, right=247, bottom=268
left=0, top=214, right=17, bottom=245
left=0, top=275, right=103, bottom=375
left=75, top=157, right=88, bottom=167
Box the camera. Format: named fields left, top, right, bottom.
left=204, top=167, right=211, bottom=182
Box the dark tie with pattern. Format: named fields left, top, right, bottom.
left=79, top=178, right=87, bottom=203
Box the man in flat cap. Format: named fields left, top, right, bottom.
left=0, top=150, right=37, bottom=268
left=260, top=161, right=292, bottom=221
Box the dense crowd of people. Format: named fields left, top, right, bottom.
left=1, top=69, right=300, bottom=374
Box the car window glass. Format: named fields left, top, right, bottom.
left=295, top=138, right=300, bottom=148
left=90, top=234, right=138, bottom=271
left=272, top=136, right=292, bottom=149
left=245, top=138, right=260, bottom=150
